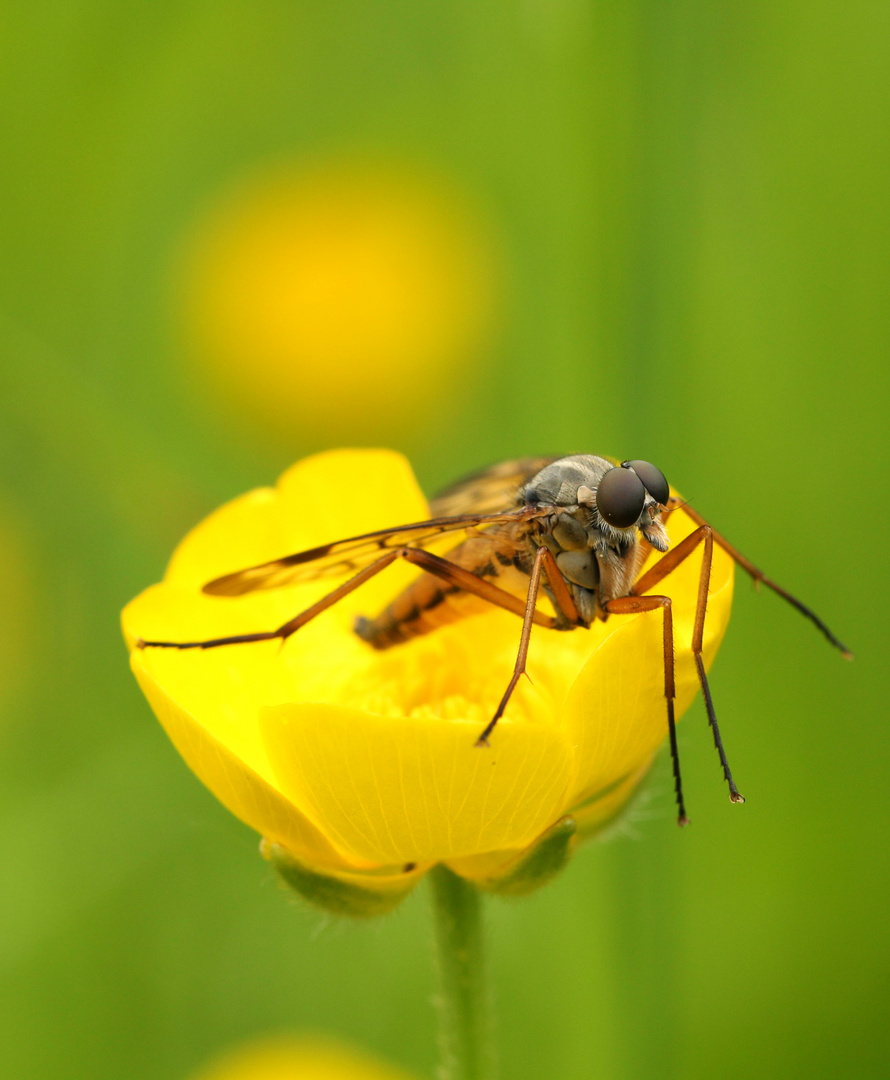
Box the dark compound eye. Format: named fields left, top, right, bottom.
left=622, top=459, right=670, bottom=506
left=595, top=467, right=646, bottom=528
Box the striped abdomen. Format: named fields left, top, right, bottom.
left=354, top=527, right=532, bottom=650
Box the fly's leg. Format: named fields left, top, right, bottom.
left=603, top=593, right=689, bottom=826
left=633, top=525, right=744, bottom=805
left=137, top=547, right=559, bottom=651
left=474, top=545, right=578, bottom=748
left=669, top=497, right=851, bottom=657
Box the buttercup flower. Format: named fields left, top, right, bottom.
left=178, top=161, right=498, bottom=445
left=123, top=450, right=733, bottom=913
left=190, top=1034, right=419, bottom=1080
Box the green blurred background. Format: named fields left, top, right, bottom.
left=2, top=3, right=888, bottom=1078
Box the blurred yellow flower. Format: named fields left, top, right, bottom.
left=190, top=1034, right=418, bottom=1080
left=178, top=161, right=498, bottom=444
left=123, top=450, right=732, bottom=911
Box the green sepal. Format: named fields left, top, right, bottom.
left=261, top=839, right=424, bottom=917
left=475, top=816, right=577, bottom=897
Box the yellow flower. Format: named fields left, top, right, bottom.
left=122, top=450, right=732, bottom=913
left=190, top=1034, right=419, bottom=1080
left=177, top=161, right=499, bottom=445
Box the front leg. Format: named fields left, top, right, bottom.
left=474, top=545, right=582, bottom=746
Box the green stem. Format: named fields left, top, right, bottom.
left=428, top=865, right=496, bottom=1080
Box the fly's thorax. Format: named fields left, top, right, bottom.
left=535, top=510, right=599, bottom=585
left=520, top=455, right=616, bottom=509
left=532, top=507, right=631, bottom=620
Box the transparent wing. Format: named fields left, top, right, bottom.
left=428, top=456, right=560, bottom=517
left=202, top=509, right=547, bottom=596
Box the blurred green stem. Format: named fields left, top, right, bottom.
left=429, top=865, right=496, bottom=1080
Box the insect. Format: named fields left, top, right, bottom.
left=138, top=455, right=850, bottom=824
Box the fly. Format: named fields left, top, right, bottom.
left=138, top=455, right=850, bottom=825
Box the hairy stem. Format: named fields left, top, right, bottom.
left=428, top=865, right=496, bottom=1080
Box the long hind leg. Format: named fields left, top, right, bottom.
left=670, top=497, right=850, bottom=656
left=137, top=547, right=561, bottom=651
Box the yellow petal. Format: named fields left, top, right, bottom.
left=130, top=650, right=351, bottom=870
left=122, top=448, right=432, bottom=649
left=191, top=1034, right=419, bottom=1080
left=446, top=764, right=653, bottom=884
left=259, top=703, right=575, bottom=865
left=163, top=446, right=430, bottom=599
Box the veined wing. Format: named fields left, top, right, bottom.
left=429, top=457, right=560, bottom=517
left=202, top=508, right=548, bottom=596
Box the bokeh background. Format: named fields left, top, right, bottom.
left=2, top=3, right=888, bottom=1079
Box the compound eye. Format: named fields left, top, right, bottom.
left=595, top=467, right=646, bottom=528
left=623, top=459, right=670, bottom=505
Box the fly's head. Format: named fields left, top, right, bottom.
left=580, top=459, right=671, bottom=554
left=522, top=456, right=672, bottom=609
left=522, top=456, right=670, bottom=550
